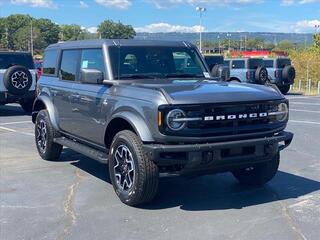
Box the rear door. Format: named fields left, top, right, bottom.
left=70, top=48, right=109, bottom=146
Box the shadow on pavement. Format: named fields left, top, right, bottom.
left=0, top=104, right=29, bottom=116
left=63, top=149, right=320, bottom=211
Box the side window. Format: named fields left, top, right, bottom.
left=43, top=50, right=58, bottom=75
left=232, top=60, right=245, bottom=69
left=172, top=51, right=203, bottom=75
left=80, top=49, right=105, bottom=75
left=59, top=50, right=80, bottom=81
left=224, top=60, right=230, bottom=67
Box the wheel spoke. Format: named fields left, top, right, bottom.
left=113, top=145, right=135, bottom=191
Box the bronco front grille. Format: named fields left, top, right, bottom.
left=161, top=101, right=285, bottom=137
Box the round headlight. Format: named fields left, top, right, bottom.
left=277, top=103, right=289, bottom=122
left=271, top=102, right=289, bottom=122
left=166, top=109, right=186, bottom=131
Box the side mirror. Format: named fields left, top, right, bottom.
left=80, top=69, right=103, bottom=84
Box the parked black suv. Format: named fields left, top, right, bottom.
left=0, top=51, right=37, bottom=112
left=32, top=40, right=293, bottom=206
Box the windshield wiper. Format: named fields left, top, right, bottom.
left=164, top=73, right=204, bottom=78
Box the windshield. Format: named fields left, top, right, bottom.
left=109, top=46, right=207, bottom=80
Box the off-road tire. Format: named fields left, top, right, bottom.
left=109, top=130, right=159, bottom=206
left=255, top=66, right=268, bottom=85
left=35, top=110, right=62, bottom=161
left=232, top=153, right=280, bottom=186
left=20, top=99, right=34, bottom=113
left=279, top=85, right=290, bottom=95
left=3, top=65, right=33, bottom=95
left=282, top=65, right=295, bottom=82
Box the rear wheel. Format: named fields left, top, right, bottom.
left=35, top=110, right=62, bottom=161
left=232, top=153, right=279, bottom=186
left=109, top=130, right=159, bottom=206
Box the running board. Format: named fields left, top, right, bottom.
left=54, top=137, right=108, bottom=163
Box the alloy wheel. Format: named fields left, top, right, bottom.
left=11, top=71, right=29, bottom=89
left=113, top=145, right=135, bottom=191
left=36, top=119, right=47, bottom=153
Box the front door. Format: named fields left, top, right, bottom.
left=70, top=48, right=109, bottom=146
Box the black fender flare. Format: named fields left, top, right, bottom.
left=32, top=94, right=59, bottom=130
left=108, top=111, right=154, bottom=142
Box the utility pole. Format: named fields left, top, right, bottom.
left=196, top=7, right=206, bottom=54
left=5, top=27, right=9, bottom=49
left=30, top=20, right=33, bottom=56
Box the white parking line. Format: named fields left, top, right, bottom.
left=287, top=96, right=320, bottom=100
left=290, top=109, right=320, bottom=113
left=290, top=102, right=320, bottom=106
left=0, top=126, right=33, bottom=136
left=0, top=121, right=31, bottom=126
left=289, top=120, right=320, bottom=125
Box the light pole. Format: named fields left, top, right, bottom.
left=227, top=33, right=231, bottom=51
left=196, top=6, right=206, bottom=53
left=30, top=20, right=33, bottom=56
left=217, top=35, right=220, bottom=54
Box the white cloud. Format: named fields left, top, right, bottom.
left=87, top=27, right=98, bottom=33
left=135, top=22, right=205, bottom=33
left=294, top=19, right=320, bottom=32
left=10, top=0, right=56, bottom=8
left=281, top=0, right=320, bottom=5
left=95, top=0, right=131, bottom=9
left=150, top=0, right=263, bottom=8
left=79, top=0, right=88, bottom=8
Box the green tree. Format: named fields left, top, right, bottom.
left=59, top=24, right=83, bottom=41
left=246, top=38, right=265, bottom=49
left=313, top=33, right=320, bottom=49
left=34, top=18, right=59, bottom=46
left=5, top=14, right=33, bottom=50
left=0, top=18, right=6, bottom=48
left=274, top=40, right=295, bottom=52
left=98, top=20, right=135, bottom=39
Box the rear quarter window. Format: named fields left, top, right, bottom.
left=43, top=50, right=58, bottom=75
left=248, top=59, right=263, bottom=69
left=231, top=60, right=245, bottom=69
left=276, top=59, right=291, bottom=68
left=0, top=53, right=34, bottom=69
left=263, top=60, right=274, bottom=68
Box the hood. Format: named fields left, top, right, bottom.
left=130, top=80, right=284, bottom=105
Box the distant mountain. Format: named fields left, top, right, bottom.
left=135, top=32, right=313, bottom=45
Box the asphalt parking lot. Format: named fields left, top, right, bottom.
left=0, top=95, right=320, bottom=240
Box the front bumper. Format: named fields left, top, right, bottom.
left=0, top=90, right=35, bottom=104
left=144, top=131, right=293, bottom=176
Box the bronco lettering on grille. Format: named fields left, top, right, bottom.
left=204, top=112, right=268, bottom=121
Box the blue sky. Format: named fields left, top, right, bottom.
left=0, top=0, right=319, bottom=33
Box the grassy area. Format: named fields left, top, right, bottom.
left=290, top=81, right=320, bottom=95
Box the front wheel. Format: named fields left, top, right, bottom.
left=109, top=130, right=159, bottom=206
left=35, top=110, right=62, bottom=161
left=232, top=153, right=280, bottom=186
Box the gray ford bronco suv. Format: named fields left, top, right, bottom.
left=32, top=40, right=293, bottom=206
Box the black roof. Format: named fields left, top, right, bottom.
left=46, top=39, right=195, bottom=50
